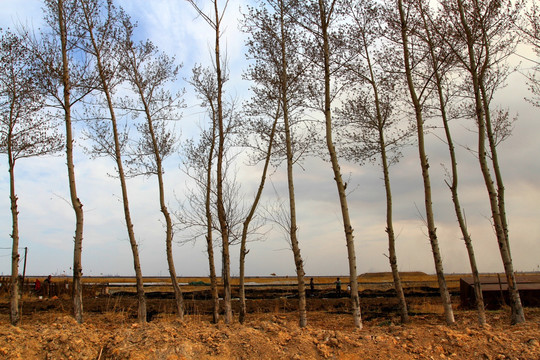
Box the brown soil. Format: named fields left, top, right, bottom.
left=1, top=295, right=539, bottom=359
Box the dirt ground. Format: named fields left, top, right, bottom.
left=0, top=295, right=539, bottom=360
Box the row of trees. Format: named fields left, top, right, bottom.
left=2, top=0, right=538, bottom=328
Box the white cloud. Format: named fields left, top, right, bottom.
left=0, top=0, right=538, bottom=279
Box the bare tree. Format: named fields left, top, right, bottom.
left=338, top=0, right=411, bottom=324
left=415, top=0, right=486, bottom=325
left=77, top=0, right=147, bottom=323
left=242, top=0, right=316, bottom=327
left=395, top=0, right=455, bottom=325
left=182, top=65, right=221, bottom=322
left=27, top=0, right=94, bottom=324
left=437, top=0, right=525, bottom=324
left=186, top=0, right=233, bottom=323
left=118, top=16, right=185, bottom=320
left=0, top=30, right=62, bottom=326
left=298, top=0, right=362, bottom=328
left=179, top=64, right=237, bottom=323
left=178, top=63, right=241, bottom=323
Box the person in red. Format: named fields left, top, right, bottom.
left=34, top=278, right=41, bottom=295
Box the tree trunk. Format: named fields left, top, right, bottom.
left=133, top=72, right=185, bottom=319
left=165, top=222, right=184, bottom=319
left=106, top=88, right=147, bottom=324
left=441, top=76, right=486, bottom=325
left=58, top=0, right=84, bottom=324
left=207, top=235, right=220, bottom=323
left=159, top=161, right=184, bottom=319
left=318, top=0, right=362, bottom=328
left=441, top=75, right=486, bottom=325
left=153, top=144, right=184, bottom=320
left=212, top=0, right=232, bottom=324
left=381, top=138, right=409, bottom=325
left=82, top=7, right=147, bottom=322
left=363, top=32, right=409, bottom=325
left=397, top=0, right=454, bottom=325
left=284, top=128, right=307, bottom=328
left=206, top=114, right=220, bottom=324
left=279, top=0, right=307, bottom=328
left=456, top=0, right=524, bottom=325
left=480, top=81, right=524, bottom=324
left=239, top=107, right=279, bottom=324
left=238, top=233, right=247, bottom=324
left=9, top=152, right=20, bottom=326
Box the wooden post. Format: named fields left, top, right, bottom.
left=497, top=273, right=506, bottom=306
left=19, top=247, right=27, bottom=319
left=21, top=247, right=27, bottom=292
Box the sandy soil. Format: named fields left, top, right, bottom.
left=1, top=299, right=539, bottom=360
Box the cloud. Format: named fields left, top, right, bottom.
left=0, top=0, right=538, bottom=278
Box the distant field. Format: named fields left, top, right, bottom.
left=10, top=272, right=463, bottom=295
left=9, top=272, right=535, bottom=297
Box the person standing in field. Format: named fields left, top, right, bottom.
left=335, top=277, right=341, bottom=297
left=43, top=275, right=52, bottom=298
left=34, top=279, right=41, bottom=295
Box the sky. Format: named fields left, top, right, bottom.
left=0, top=0, right=539, bottom=278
